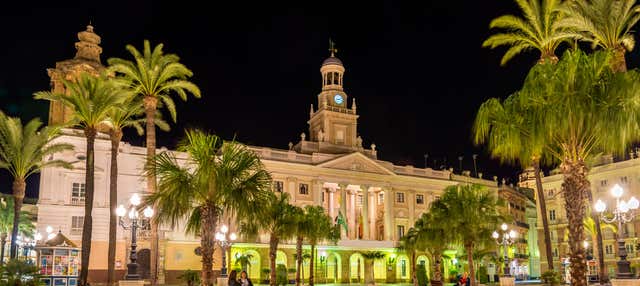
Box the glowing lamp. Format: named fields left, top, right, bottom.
left=629, top=197, right=639, bottom=209
left=595, top=200, right=606, bottom=213
left=619, top=201, right=629, bottom=213
left=492, top=231, right=499, bottom=239
left=221, top=225, right=229, bottom=233
left=509, top=230, right=517, bottom=238
left=130, top=193, right=141, bottom=206
left=34, top=233, right=42, bottom=241
left=612, top=184, right=624, bottom=198
left=143, top=206, right=154, bottom=218
left=501, top=223, right=508, bottom=231
left=128, top=208, right=138, bottom=219
left=46, top=226, right=53, bottom=234
left=116, top=205, right=127, bottom=217
left=230, top=233, right=237, bottom=241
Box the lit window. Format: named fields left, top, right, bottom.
left=71, top=216, right=84, bottom=235
left=549, top=210, right=556, bottom=221
left=416, top=194, right=424, bottom=205
left=397, top=225, right=405, bottom=238
left=273, top=181, right=284, bottom=193
left=396, top=192, right=405, bottom=203
left=71, top=183, right=85, bottom=205
left=606, top=245, right=613, bottom=254
left=621, top=176, right=629, bottom=184
left=601, top=180, right=608, bottom=187
left=553, top=248, right=558, bottom=257
left=299, top=183, right=309, bottom=195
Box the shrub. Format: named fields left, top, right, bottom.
left=276, top=264, right=288, bottom=286
left=478, top=266, right=488, bottom=284
left=0, top=260, right=42, bottom=286
left=541, top=270, right=562, bottom=286
left=416, top=265, right=428, bottom=286
left=177, top=270, right=200, bottom=286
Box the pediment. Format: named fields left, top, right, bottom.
left=317, top=152, right=395, bottom=175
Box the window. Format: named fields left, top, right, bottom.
left=549, top=210, right=556, bottom=221
left=626, top=244, right=634, bottom=254
left=621, top=176, right=629, bottom=184
left=397, top=225, right=405, bottom=239
left=299, top=183, right=309, bottom=195
left=606, top=245, right=614, bottom=255
left=71, top=216, right=84, bottom=235
left=378, top=193, right=384, bottom=204
left=71, top=183, right=85, bottom=205
left=416, top=194, right=424, bottom=205
left=601, top=179, right=608, bottom=187
left=401, top=259, right=407, bottom=277
left=273, top=181, right=284, bottom=193
left=336, top=130, right=344, bottom=144
left=396, top=192, right=405, bottom=203
left=547, top=189, right=554, bottom=197
left=553, top=248, right=558, bottom=257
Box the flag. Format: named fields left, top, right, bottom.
left=336, top=211, right=348, bottom=234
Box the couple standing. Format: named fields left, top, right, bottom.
left=229, top=270, right=253, bottom=286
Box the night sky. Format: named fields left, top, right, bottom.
left=3, top=1, right=622, bottom=197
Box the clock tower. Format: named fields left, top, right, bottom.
left=305, top=42, right=362, bottom=152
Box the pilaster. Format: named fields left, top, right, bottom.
left=383, top=187, right=393, bottom=241
left=362, top=185, right=370, bottom=240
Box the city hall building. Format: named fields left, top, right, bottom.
left=34, top=25, right=535, bottom=283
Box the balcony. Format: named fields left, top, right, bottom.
left=71, top=196, right=85, bottom=205
left=515, top=221, right=530, bottom=229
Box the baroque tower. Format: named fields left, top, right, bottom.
left=296, top=42, right=377, bottom=159
left=47, top=24, right=105, bottom=125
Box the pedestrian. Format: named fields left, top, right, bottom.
left=240, top=270, right=253, bottom=286
left=229, top=270, right=240, bottom=286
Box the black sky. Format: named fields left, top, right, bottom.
left=0, top=1, right=590, bottom=196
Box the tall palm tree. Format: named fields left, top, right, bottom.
left=144, top=129, right=271, bottom=286
left=475, top=50, right=640, bottom=286
left=34, top=73, right=126, bottom=286
left=361, top=251, right=385, bottom=286
left=104, top=99, right=170, bottom=286
left=108, top=40, right=201, bottom=283
left=473, top=97, right=556, bottom=272
left=240, top=193, right=297, bottom=286
left=482, top=0, right=571, bottom=66
left=558, top=0, right=640, bottom=72
left=430, top=185, right=503, bottom=286
left=291, top=206, right=311, bottom=286
left=304, top=205, right=340, bottom=286
left=0, top=195, right=36, bottom=265
left=416, top=212, right=449, bottom=286
left=0, top=111, right=72, bottom=260
left=400, top=227, right=420, bottom=286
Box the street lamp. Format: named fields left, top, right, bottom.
left=116, top=193, right=154, bottom=280
left=594, top=184, right=639, bottom=279
left=215, top=224, right=237, bottom=278
left=492, top=223, right=517, bottom=276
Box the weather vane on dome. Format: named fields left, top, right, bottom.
left=329, top=38, right=338, bottom=57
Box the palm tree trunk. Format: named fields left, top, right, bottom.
left=560, top=158, right=588, bottom=286
left=364, top=259, right=375, bottom=285
left=200, top=206, right=217, bottom=286
left=611, top=47, right=627, bottom=73
left=80, top=128, right=97, bottom=286
left=269, top=235, right=279, bottom=286
left=411, top=250, right=417, bottom=286
left=584, top=185, right=608, bottom=284
left=309, top=244, right=315, bottom=286
left=533, top=161, right=554, bottom=271
left=1, top=232, right=7, bottom=264
left=465, top=243, right=476, bottom=286
left=107, top=131, right=122, bottom=286
left=144, top=96, right=159, bottom=285
left=295, top=236, right=303, bottom=286
left=9, top=178, right=25, bottom=259
left=431, top=253, right=442, bottom=286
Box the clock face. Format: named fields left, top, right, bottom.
left=334, top=94, right=344, bottom=104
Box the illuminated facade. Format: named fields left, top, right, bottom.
left=34, top=25, right=531, bottom=283
left=520, top=154, right=640, bottom=279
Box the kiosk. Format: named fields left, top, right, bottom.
left=35, top=232, right=81, bottom=286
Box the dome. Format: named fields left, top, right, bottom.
left=322, top=56, right=343, bottom=67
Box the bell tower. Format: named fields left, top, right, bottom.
left=47, top=24, right=105, bottom=125
left=307, top=40, right=359, bottom=148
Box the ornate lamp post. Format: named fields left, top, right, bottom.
left=594, top=184, right=639, bottom=279
left=116, top=193, right=154, bottom=280
left=215, top=224, right=237, bottom=278
left=492, top=223, right=517, bottom=277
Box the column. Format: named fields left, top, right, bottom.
left=362, top=185, right=370, bottom=240
left=384, top=187, right=393, bottom=241
left=312, top=180, right=322, bottom=206
left=328, top=188, right=336, bottom=221
left=349, top=189, right=356, bottom=240
left=369, top=190, right=376, bottom=240
left=340, top=184, right=348, bottom=240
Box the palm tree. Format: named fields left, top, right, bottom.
left=416, top=212, right=449, bottom=286
left=240, top=193, right=297, bottom=286
left=0, top=195, right=35, bottom=265
left=0, top=110, right=72, bottom=260
left=291, top=206, right=311, bottom=286
left=482, top=0, right=571, bottom=66
left=34, top=73, right=127, bottom=286
left=104, top=99, right=169, bottom=286
left=234, top=253, right=254, bottom=273
left=145, top=129, right=271, bottom=286
left=430, top=185, right=503, bottom=286
left=400, top=225, right=422, bottom=286
left=304, top=205, right=340, bottom=286
left=475, top=50, right=640, bottom=286
left=474, top=97, right=555, bottom=272
left=361, top=251, right=385, bottom=286
left=558, top=0, right=640, bottom=72
left=108, top=40, right=201, bottom=283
